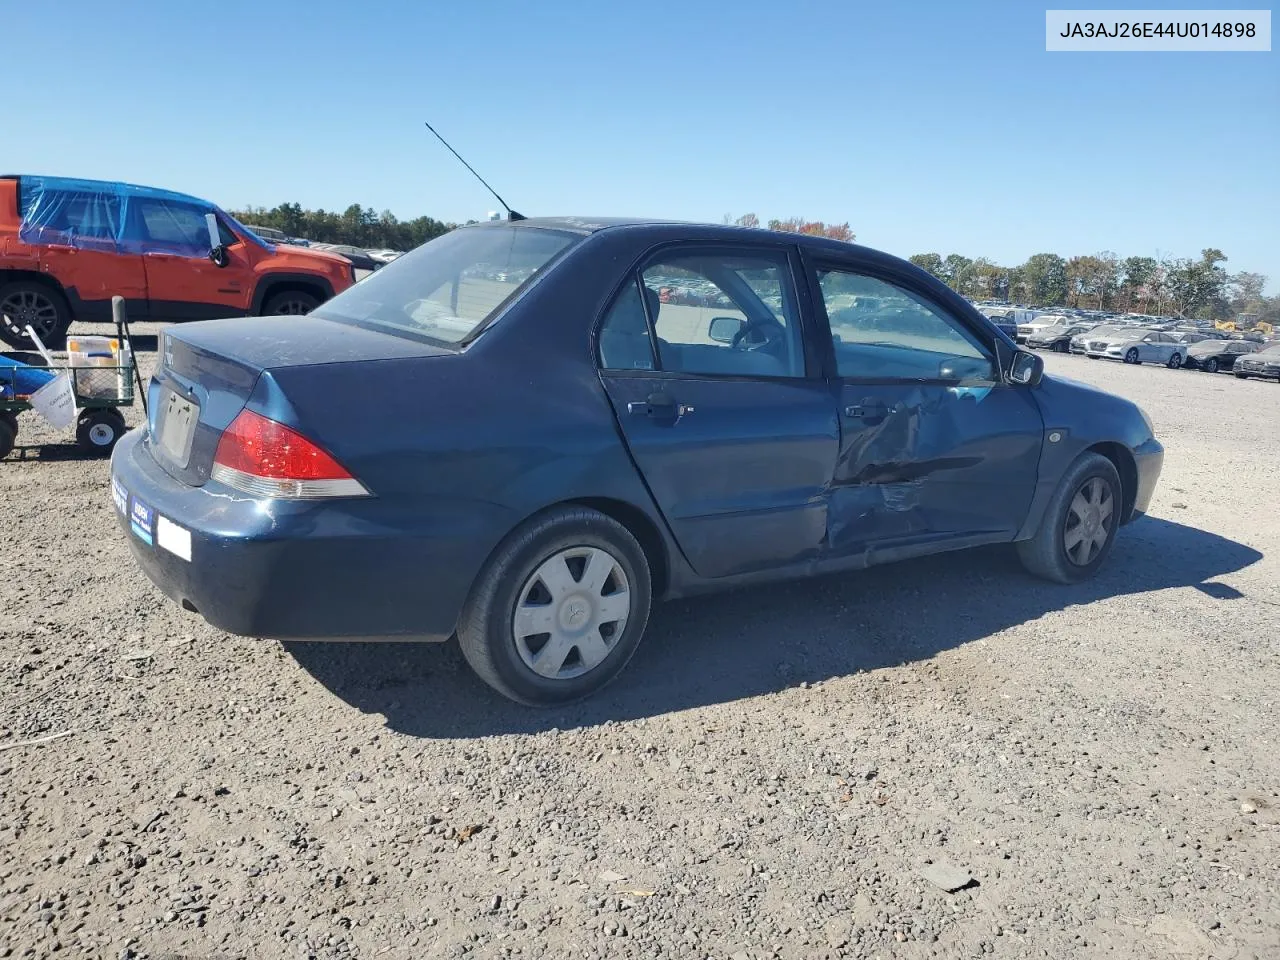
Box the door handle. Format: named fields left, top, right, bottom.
left=844, top=401, right=889, bottom=422
left=627, top=393, right=694, bottom=420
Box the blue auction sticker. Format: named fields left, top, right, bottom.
left=130, top=497, right=154, bottom=545
left=111, top=476, right=128, bottom=515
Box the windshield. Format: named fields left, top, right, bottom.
left=221, top=209, right=276, bottom=252
left=312, top=225, right=580, bottom=344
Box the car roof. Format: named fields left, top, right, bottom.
left=476, top=216, right=877, bottom=256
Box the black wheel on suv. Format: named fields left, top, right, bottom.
left=264, top=290, right=320, bottom=316
left=0, top=414, right=16, bottom=460
left=0, top=281, right=72, bottom=349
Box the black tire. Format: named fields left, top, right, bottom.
left=1053, top=341, right=1068, bottom=353
left=0, top=281, right=72, bottom=349
left=1124, top=347, right=1140, bottom=364
left=457, top=506, right=653, bottom=705
left=1017, top=452, right=1123, bottom=585
left=1233, top=372, right=1248, bottom=379
left=1205, top=358, right=1219, bottom=373
left=0, top=416, right=15, bottom=460
left=263, top=290, right=320, bottom=316
left=1167, top=352, right=1182, bottom=369
left=75, top=408, right=127, bottom=455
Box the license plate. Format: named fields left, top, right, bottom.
left=158, top=388, right=199, bottom=467
left=130, top=497, right=154, bottom=545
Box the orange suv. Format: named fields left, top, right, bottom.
left=0, top=175, right=354, bottom=347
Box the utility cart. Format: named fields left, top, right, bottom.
left=0, top=324, right=138, bottom=459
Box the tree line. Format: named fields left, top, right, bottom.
left=229, top=202, right=454, bottom=251
left=906, top=249, right=1273, bottom=322
left=229, top=204, right=1273, bottom=322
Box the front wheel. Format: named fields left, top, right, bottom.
left=263, top=290, right=320, bottom=316
left=1234, top=372, right=1249, bottom=379
left=1017, top=452, right=1123, bottom=584
left=1205, top=358, right=1220, bottom=373
left=1053, top=342, right=1069, bottom=353
left=1124, top=347, right=1140, bottom=364
left=0, top=281, right=72, bottom=349
left=457, top=506, right=653, bottom=705
left=1167, top=352, right=1183, bottom=369
left=76, top=408, right=127, bottom=455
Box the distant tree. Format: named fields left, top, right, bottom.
left=1229, top=271, right=1268, bottom=314
left=230, top=202, right=453, bottom=250
left=909, top=253, right=944, bottom=278
left=735, top=213, right=760, bottom=229
left=942, top=254, right=974, bottom=293
left=766, top=217, right=855, bottom=242
left=1022, top=253, right=1069, bottom=306
left=1166, top=249, right=1229, bottom=318
left=1120, top=256, right=1158, bottom=312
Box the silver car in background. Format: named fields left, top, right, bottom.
left=1085, top=328, right=1188, bottom=367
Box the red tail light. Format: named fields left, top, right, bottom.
left=211, top=409, right=369, bottom=500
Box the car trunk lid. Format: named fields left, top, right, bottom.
left=146, top=314, right=453, bottom=486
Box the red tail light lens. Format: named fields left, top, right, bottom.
left=211, top=409, right=369, bottom=500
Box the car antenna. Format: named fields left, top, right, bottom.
left=424, top=121, right=525, bottom=221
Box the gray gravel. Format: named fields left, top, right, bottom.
left=2, top=324, right=1278, bottom=959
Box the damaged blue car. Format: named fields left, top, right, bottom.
left=110, top=218, right=1163, bottom=704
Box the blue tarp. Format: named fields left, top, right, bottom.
left=17, top=175, right=272, bottom=258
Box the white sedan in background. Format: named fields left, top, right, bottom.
left=1085, top=328, right=1188, bottom=367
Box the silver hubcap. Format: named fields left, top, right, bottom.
left=88, top=423, right=115, bottom=446
left=1, top=290, right=58, bottom=337
left=513, top=546, right=631, bottom=680
left=1063, top=477, right=1114, bottom=566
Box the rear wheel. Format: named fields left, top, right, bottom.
left=1053, top=341, right=1069, bottom=353
left=1167, top=352, right=1183, bottom=369
left=76, top=408, right=127, bottom=455
left=1017, top=452, right=1123, bottom=584
left=0, top=415, right=16, bottom=460
left=1124, top=347, right=1140, bottom=364
left=457, top=506, right=652, bottom=705
left=263, top=290, right=320, bottom=316
left=1205, top=358, right=1220, bottom=373
left=0, top=281, right=72, bottom=349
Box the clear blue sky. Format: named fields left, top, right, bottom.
left=8, top=0, right=1277, bottom=285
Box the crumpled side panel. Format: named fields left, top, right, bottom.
left=18, top=175, right=219, bottom=258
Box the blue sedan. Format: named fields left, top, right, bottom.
left=111, top=218, right=1163, bottom=704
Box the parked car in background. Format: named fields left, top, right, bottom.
left=1085, top=328, right=1187, bottom=367
left=1016, top=314, right=1070, bottom=343
left=1231, top=343, right=1280, bottom=380
left=977, top=307, right=1017, bottom=341
left=111, top=217, right=1163, bottom=704
left=1173, top=331, right=1213, bottom=345
left=0, top=175, right=355, bottom=347
left=1026, top=322, right=1093, bottom=353
left=1183, top=339, right=1258, bottom=373
left=1071, top=324, right=1125, bottom=355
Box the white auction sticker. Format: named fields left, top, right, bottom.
left=156, top=515, right=192, bottom=562
left=1047, top=10, right=1271, bottom=50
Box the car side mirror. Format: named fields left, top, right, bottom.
left=708, top=316, right=745, bottom=343
left=205, top=213, right=228, bottom=268
left=1008, top=349, right=1044, bottom=387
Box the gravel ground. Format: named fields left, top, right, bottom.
left=2, top=323, right=1278, bottom=959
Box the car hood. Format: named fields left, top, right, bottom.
left=268, top=243, right=351, bottom=269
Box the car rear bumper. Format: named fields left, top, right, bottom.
left=1130, top=438, right=1163, bottom=522
left=109, top=429, right=492, bottom=641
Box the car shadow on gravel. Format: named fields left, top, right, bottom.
left=284, top=516, right=1262, bottom=738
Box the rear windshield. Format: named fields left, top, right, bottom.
left=312, top=225, right=580, bottom=344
